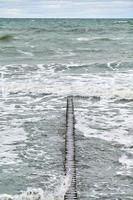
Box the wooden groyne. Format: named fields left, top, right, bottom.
left=64, top=98, right=77, bottom=200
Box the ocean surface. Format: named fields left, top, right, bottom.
left=0, top=18, right=133, bottom=200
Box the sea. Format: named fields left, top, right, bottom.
left=0, top=18, right=133, bottom=200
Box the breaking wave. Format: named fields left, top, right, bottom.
left=113, top=20, right=128, bottom=24
left=0, top=175, right=72, bottom=200
left=0, top=188, right=56, bottom=200
left=1, top=81, right=133, bottom=101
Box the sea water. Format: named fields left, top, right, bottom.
left=0, top=18, right=133, bottom=199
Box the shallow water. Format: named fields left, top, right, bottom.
left=0, top=18, right=133, bottom=199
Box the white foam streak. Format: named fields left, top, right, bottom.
left=76, top=37, right=90, bottom=41
left=76, top=37, right=123, bottom=42
left=17, top=50, right=34, bottom=57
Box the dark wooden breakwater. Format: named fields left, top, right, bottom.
left=64, top=98, right=78, bottom=200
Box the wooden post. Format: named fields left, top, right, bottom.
left=64, top=98, right=77, bottom=200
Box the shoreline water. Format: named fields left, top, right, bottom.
left=0, top=18, right=133, bottom=199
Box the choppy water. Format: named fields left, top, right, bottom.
left=0, top=18, right=133, bottom=200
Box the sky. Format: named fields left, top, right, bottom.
left=0, top=0, right=133, bottom=18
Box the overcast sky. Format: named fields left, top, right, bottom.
left=0, top=0, right=133, bottom=18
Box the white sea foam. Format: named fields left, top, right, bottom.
left=76, top=37, right=123, bottom=42
left=119, top=155, right=133, bottom=169
left=76, top=114, right=133, bottom=147
left=75, top=85, right=133, bottom=147
left=107, top=61, right=121, bottom=70
left=0, top=127, right=27, bottom=165
left=0, top=188, right=51, bottom=200
left=0, top=175, right=71, bottom=200
left=1, top=62, right=133, bottom=104
left=76, top=37, right=90, bottom=41
left=0, top=71, right=9, bottom=98
left=117, top=154, right=133, bottom=176
left=0, top=81, right=133, bottom=100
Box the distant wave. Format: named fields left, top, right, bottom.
left=30, top=27, right=50, bottom=33
left=115, top=98, right=133, bottom=104
left=27, top=26, right=129, bottom=33
left=66, top=27, right=104, bottom=33
left=17, top=49, right=34, bottom=57
left=76, top=37, right=122, bottom=42
left=93, top=37, right=120, bottom=41
left=76, top=37, right=90, bottom=41
left=65, top=61, right=133, bottom=71
left=0, top=34, right=13, bottom=42
left=29, top=27, right=104, bottom=34
left=113, top=20, right=128, bottom=24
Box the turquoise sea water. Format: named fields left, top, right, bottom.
left=0, top=19, right=133, bottom=199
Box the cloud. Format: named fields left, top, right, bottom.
left=0, top=8, right=23, bottom=17
left=0, top=0, right=133, bottom=18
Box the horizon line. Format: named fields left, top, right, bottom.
left=0, top=17, right=133, bottom=19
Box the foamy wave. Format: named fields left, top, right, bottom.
left=76, top=117, right=133, bottom=147
left=0, top=175, right=71, bottom=200
left=1, top=82, right=133, bottom=100
left=0, top=188, right=52, bottom=200
left=75, top=96, right=133, bottom=147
